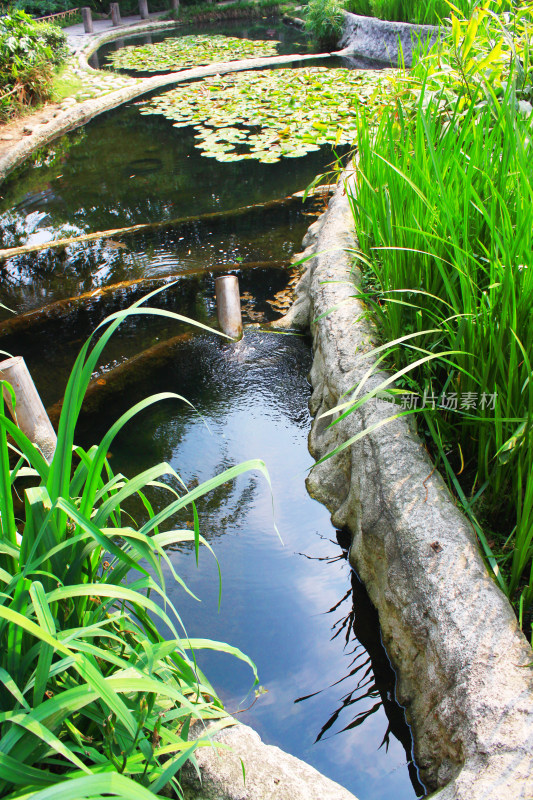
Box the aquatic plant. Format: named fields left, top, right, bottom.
left=140, top=67, right=388, bottom=163
left=304, top=0, right=344, bottom=48
left=344, top=0, right=476, bottom=24
left=0, top=289, right=266, bottom=797
left=106, top=34, right=280, bottom=74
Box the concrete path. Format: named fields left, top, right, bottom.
left=64, top=11, right=167, bottom=52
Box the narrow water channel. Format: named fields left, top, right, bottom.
left=0, top=35, right=423, bottom=799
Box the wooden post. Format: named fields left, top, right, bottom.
left=110, top=2, right=121, bottom=26
left=139, top=0, right=149, bottom=19
left=171, top=0, right=179, bottom=13
left=0, top=356, right=57, bottom=463
left=215, top=276, right=243, bottom=340
left=81, top=6, right=93, bottom=33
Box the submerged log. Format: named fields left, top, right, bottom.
left=0, top=260, right=288, bottom=337
left=0, top=187, right=334, bottom=262
left=47, top=332, right=194, bottom=427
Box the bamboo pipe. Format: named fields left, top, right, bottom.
left=0, top=356, right=57, bottom=462
left=215, top=275, right=242, bottom=340
left=0, top=260, right=288, bottom=338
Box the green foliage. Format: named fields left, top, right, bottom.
left=107, top=34, right=280, bottom=73
left=9, top=0, right=65, bottom=18
left=342, top=0, right=372, bottom=15
left=33, top=21, right=69, bottom=65
left=304, top=0, right=344, bottom=48
left=348, top=0, right=470, bottom=24
left=335, top=0, right=533, bottom=620
left=161, top=0, right=285, bottom=24
left=0, top=10, right=67, bottom=120
left=0, top=290, right=264, bottom=797
left=140, top=66, right=386, bottom=162
left=411, top=0, right=533, bottom=104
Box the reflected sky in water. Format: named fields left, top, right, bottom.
left=75, top=332, right=422, bottom=800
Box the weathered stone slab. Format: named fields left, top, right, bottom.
left=180, top=721, right=359, bottom=800
left=338, top=12, right=442, bottom=67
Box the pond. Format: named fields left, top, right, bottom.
left=0, top=30, right=424, bottom=800
left=95, top=18, right=310, bottom=74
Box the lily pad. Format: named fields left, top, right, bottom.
left=140, top=67, right=391, bottom=162
left=106, top=34, right=280, bottom=73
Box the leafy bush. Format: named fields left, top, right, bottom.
left=0, top=291, right=264, bottom=797
left=10, top=0, right=64, bottom=17
left=304, top=0, right=344, bottom=48
left=34, top=21, right=69, bottom=65
left=0, top=10, right=67, bottom=119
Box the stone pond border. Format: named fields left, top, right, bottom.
left=338, top=11, right=442, bottom=68
left=275, top=168, right=533, bottom=799
left=178, top=720, right=358, bottom=800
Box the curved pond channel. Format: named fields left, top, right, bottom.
left=0, top=24, right=424, bottom=800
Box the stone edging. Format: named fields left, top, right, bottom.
left=178, top=720, right=359, bottom=800
left=338, top=11, right=443, bottom=67
left=275, top=169, right=533, bottom=799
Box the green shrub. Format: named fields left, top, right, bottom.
left=0, top=10, right=67, bottom=119
left=0, top=291, right=265, bottom=797
left=34, top=21, right=69, bottom=65
left=304, top=0, right=344, bottom=48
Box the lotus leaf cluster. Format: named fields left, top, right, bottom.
left=140, top=67, right=388, bottom=162
left=107, top=34, right=280, bottom=73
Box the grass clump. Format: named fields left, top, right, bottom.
left=52, top=67, right=84, bottom=102
left=0, top=290, right=264, bottom=797
left=333, top=0, right=533, bottom=627
left=343, top=0, right=476, bottom=24
left=304, top=0, right=344, bottom=48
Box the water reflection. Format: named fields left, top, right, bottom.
left=295, top=534, right=426, bottom=797
left=65, top=331, right=420, bottom=800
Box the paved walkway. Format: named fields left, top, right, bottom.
left=64, top=11, right=167, bottom=52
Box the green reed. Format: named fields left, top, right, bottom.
left=343, top=0, right=476, bottom=24
left=0, top=288, right=265, bottom=799
left=346, top=83, right=533, bottom=615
